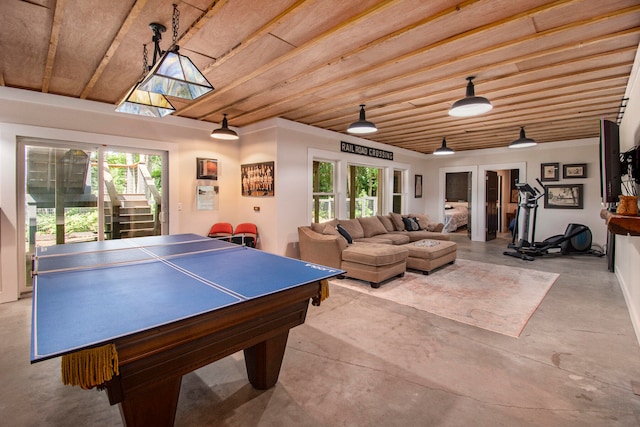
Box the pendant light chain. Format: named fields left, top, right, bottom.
left=142, top=44, right=148, bottom=77
left=171, top=3, right=180, bottom=48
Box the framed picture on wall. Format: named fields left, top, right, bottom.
left=415, top=175, right=423, bottom=198
left=544, top=184, right=584, bottom=209
left=241, top=161, right=275, bottom=197
left=196, top=158, right=218, bottom=180
left=563, top=163, right=587, bottom=178
left=540, top=162, right=559, bottom=182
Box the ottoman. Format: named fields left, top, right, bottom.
left=402, top=239, right=457, bottom=274
left=341, top=243, right=408, bottom=288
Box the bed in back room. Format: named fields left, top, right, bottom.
left=443, top=201, right=469, bottom=233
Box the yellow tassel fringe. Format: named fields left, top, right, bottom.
left=61, top=344, right=119, bottom=390
left=320, top=279, right=330, bottom=301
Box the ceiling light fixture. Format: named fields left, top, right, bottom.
left=115, top=44, right=175, bottom=118
left=210, top=114, right=239, bottom=140
left=433, top=137, right=455, bottom=155
left=448, top=76, right=493, bottom=117
left=138, top=4, right=214, bottom=100
left=509, top=127, right=537, bottom=148
left=347, top=104, right=377, bottom=134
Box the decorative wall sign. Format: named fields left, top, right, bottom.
left=544, top=184, right=583, bottom=209
left=341, top=141, right=394, bottom=160
left=241, top=161, right=275, bottom=197
left=196, top=185, right=219, bottom=210
left=540, top=162, right=559, bottom=182
left=196, top=158, right=218, bottom=180
left=563, top=163, right=587, bottom=178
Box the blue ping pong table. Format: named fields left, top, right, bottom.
left=31, top=233, right=342, bottom=427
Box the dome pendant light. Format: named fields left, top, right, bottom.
left=448, top=76, right=493, bottom=117
left=211, top=114, right=239, bottom=140
left=347, top=104, right=377, bottom=134
left=433, top=137, right=454, bottom=155
left=509, top=127, right=536, bottom=148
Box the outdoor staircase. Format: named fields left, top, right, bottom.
left=105, top=194, right=158, bottom=239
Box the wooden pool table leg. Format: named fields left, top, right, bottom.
left=117, top=375, right=182, bottom=427
left=244, top=331, right=289, bottom=389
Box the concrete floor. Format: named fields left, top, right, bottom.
left=2, top=234, right=640, bottom=426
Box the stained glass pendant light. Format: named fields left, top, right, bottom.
left=347, top=105, right=377, bottom=134
left=448, top=76, right=493, bottom=117
left=116, top=44, right=175, bottom=117
left=138, top=4, right=214, bottom=100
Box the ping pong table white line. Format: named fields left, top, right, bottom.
left=33, top=236, right=214, bottom=259
left=32, top=243, right=244, bottom=276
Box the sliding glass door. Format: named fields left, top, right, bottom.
left=20, top=137, right=167, bottom=291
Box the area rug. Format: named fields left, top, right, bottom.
left=332, top=258, right=559, bottom=337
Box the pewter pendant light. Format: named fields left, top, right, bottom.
left=138, top=4, right=214, bottom=101
left=433, top=137, right=454, bottom=155
left=448, top=76, right=493, bottom=117
left=211, top=114, right=239, bottom=140
left=116, top=44, right=175, bottom=118
left=347, top=105, right=377, bottom=134
left=509, top=127, right=537, bottom=148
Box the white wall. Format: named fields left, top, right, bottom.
left=0, top=87, right=240, bottom=302
left=423, top=139, right=607, bottom=247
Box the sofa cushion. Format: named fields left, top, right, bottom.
left=377, top=215, right=396, bottom=232
left=311, top=218, right=338, bottom=234
left=402, top=217, right=421, bottom=231
left=389, top=212, right=405, bottom=231
left=342, top=243, right=408, bottom=266
left=336, top=224, right=353, bottom=244
left=338, top=218, right=365, bottom=239
left=376, top=233, right=411, bottom=245
left=358, top=216, right=388, bottom=237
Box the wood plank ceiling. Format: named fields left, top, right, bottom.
left=1, top=0, right=638, bottom=154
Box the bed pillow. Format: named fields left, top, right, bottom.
left=402, top=217, right=421, bottom=231
left=336, top=224, right=353, bottom=244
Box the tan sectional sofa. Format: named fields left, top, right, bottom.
left=298, top=213, right=450, bottom=288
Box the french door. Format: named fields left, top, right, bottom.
left=19, top=137, right=167, bottom=292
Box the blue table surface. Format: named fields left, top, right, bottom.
left=31, top=234, right=342, bottom=362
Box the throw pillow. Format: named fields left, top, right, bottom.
left=322, top=224, right=340, bottom=236
left=338, top=218, right=365, bottom=239
left=411, top=214, right=431, bottom=230
left=336, top=224, right=353, bottom=244
left=358, top=216, right=387, bottom=237
left=389, top=212, right=405, bottom=231
left=377, top=215, right=396, bottom=232
left=402, top=217, right=420, bottom=231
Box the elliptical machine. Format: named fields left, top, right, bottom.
left=503, top=179, right=603, bottom=261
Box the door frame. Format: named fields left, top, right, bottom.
left=478, top=162, right=526, bottom=242
left=3, top=123, right=174, bottom=300
left=438, top=165, right=478, bottom=239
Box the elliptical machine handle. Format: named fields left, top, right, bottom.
left=535, top=178, right=545, bottom=194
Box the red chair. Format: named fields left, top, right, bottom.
left=232, top=223, right=258, bottom=248
left=207, top=222, right=233, bottom=241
